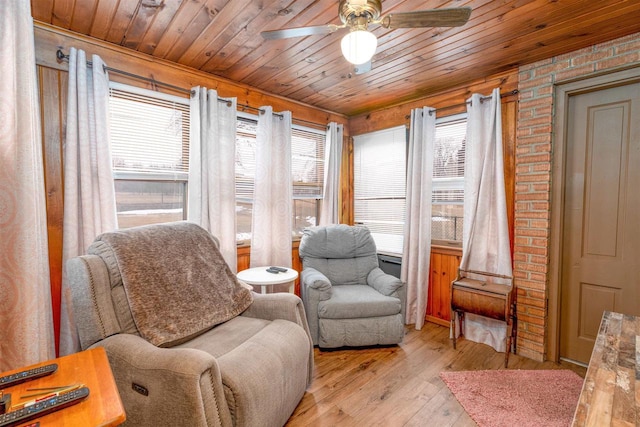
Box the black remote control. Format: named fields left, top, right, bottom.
left=0, top=364, right=58, bottom=389
left=269, top=266, right=288, bottom=273
left=0, top=387, right=89, bottom=427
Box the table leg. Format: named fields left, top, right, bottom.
left=261, top=285, right=267, bottom=295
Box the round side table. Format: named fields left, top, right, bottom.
left=236, top=266, right=298, bottom=294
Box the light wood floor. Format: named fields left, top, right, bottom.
left=286, top=322, right=586, bottom=427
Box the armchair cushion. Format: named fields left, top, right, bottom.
left=318, top=285, right=402, bottom=319
left=89, top=222, right=252, bottom=347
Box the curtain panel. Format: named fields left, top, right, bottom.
left=59, top=48, right=118, bottom=356
left=0, top=0, right=56, bottom=370
left=319, top=122, right=343, bottom=225
left=401, top=107, right=436, bottom=329
left=188, top=87, right=238, bottom=272
left=461, top=88, right=512, bottom=277
left=250, top=107, right=293, bottom=269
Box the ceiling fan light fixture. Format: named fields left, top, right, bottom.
left=341, top=30, right=377, bottom=65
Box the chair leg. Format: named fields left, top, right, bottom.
left=511, top=303, right=517, bottom=355
left=451, top=313, right=457, bottom=349
left=505, top=316, right=514, bottom=368
left=504, top=329, right=511, bottom=368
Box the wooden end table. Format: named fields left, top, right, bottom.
left=0, top=347, right=125, bottom=426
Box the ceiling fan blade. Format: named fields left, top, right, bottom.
left=261, top=24, right=343, bottom=40
left=380, top=7, right=472, bottom=29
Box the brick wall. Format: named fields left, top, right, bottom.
left=515, top=32, right=640, bottom=361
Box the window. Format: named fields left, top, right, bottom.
left=352, top=115, right=467, bottom=254
left=353, top=126, right=407, bottom=255
left=109, top=86, right=325, bottom=238
left=432, top=114, right=467, bottom=244
left=109, top=83, right=189, bottom=229
left=235, top=113, right=326, bottom=243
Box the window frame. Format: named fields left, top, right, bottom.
left=431, top=112, right=467, bottom=247
left=108, top=82, right=190, bottom=229
left=353, top=125, right=408, bottom=256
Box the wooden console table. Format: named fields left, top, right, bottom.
left=572, top=311, right=639, bottom=426
left=0, top=347, right=125, bottom=426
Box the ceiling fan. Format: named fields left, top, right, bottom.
left=261, top=0, right=472, bottom=69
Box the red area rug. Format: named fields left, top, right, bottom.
left=440, top=369, right=584, bottom=427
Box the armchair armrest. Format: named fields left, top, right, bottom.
left=301, top=268, right=332, bottom=293
left=93, top=334, right=232, bottom=427
left=368, top=268, right=406, bottom=322
left=367, top=267, right=403, bottom=296
left=300, top=267, right=332, bottom=346
left=241, top=293, right=313, bottom=384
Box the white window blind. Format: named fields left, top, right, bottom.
left=353, top=126, right=407, bottom=254
left=108, top=82, right=189, bottom=228
left=235, top=113, right=326, bottom=241
left=432, top=113, right=467, bottom=242
left=235, top=115, right=325, bottom=200
left=109, top=83, right=189, bottom=178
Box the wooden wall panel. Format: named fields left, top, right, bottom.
left=340, top=135, right=353, bottom=225
left=502, top=100, right=517, bottom=256
left=38, top=66, right=66, bottom=353
left=348, top=69, right=518, bottom=136
left=33, top=22, right=350, bottom=133
left=426, top=247, right=462, bottom=327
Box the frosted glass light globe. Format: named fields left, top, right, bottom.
left=341, top=30, right=377, bottom=65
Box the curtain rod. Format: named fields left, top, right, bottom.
left=405, top=90, right=519, bottom=119
left=55, top=49, right=327, bottom=129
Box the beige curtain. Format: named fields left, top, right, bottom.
left=188, top=87, right=238, bottom=271
left=461, top=88, right=512, bottom=277
left=319, top=122, right=343, bottom=225
left=0, top=0, right=56, bottom=370
left=401, top=107, right=435, bottom=329
left=59, top=48, right=118, bottom=356
left=250, top=107, right=292, bottom=269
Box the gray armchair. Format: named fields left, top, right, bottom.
left=66, top=221, right=313, bottom=427
left=298, top=224, right=405, bottom=348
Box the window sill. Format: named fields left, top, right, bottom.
left=236, top=238, right=302, bottom=250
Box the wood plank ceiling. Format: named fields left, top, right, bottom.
left=31, top=0, right=640, bottom=116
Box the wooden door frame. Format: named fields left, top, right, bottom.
left=548, top=65, right=640, bottom=362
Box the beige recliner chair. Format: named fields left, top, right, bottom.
left=66, top=221, right=313, bottom=427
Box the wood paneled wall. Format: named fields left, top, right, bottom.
left=34, top=23, right=347, bottom=353
left=34, top=22, right=349, bottom=132
left=38, top=67, right=67, bottom=351
left=426, top=247, right=463, bottom=327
